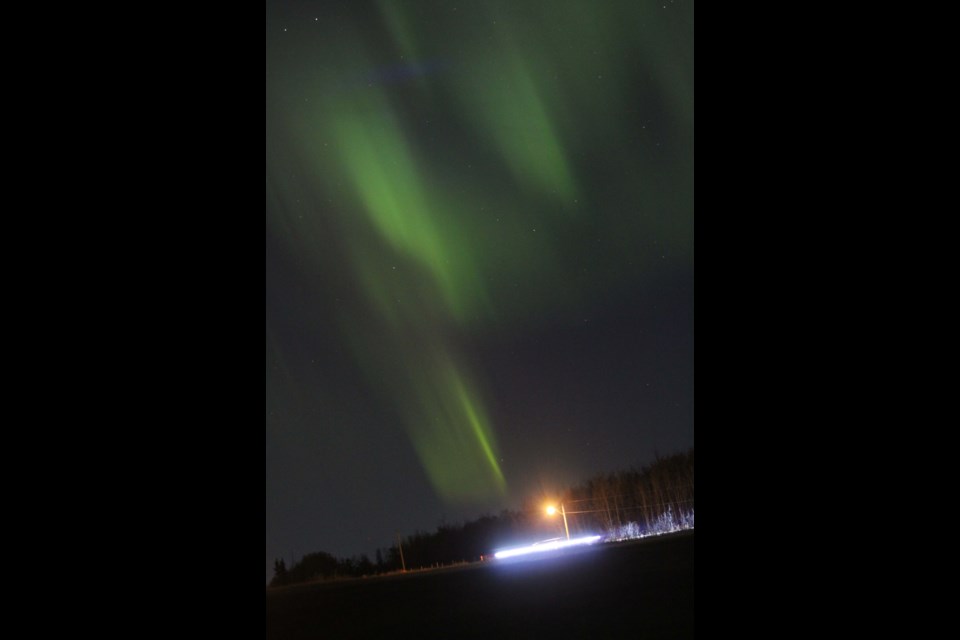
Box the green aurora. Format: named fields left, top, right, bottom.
left=266, top=0, right=693, bottom=503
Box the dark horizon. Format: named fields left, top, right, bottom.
left=271, top=445, right=694, bottom=579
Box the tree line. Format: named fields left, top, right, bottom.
left=270, top=448, right=693, bottom=587
left=560, top=448, right=694, bottom=536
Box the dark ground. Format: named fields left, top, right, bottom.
left=266, top=530, right=694, bottom=639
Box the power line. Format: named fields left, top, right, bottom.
left=563, top=499, right=695, bottom=515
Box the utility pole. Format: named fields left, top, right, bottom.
left=546, top=503, right=571, bottom=540
left=396, top=531, right=406, bottom=572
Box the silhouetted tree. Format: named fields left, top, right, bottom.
left=270, top=558, right=288, bottom=587
left=284, top=551, right=338, bottom=584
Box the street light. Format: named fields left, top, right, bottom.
left=546, top=503, right=570, bottom=540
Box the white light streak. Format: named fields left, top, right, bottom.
left=493, top=535, right=602, bottom=559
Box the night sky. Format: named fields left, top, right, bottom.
left=266, top=0, right=693, bottom=583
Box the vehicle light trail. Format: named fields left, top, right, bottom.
left=493, top=535, right=602, bottom=559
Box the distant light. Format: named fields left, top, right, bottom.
left=546, top=505, right=557, bottom=516
left=493, top=535, right=602, bottom=559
